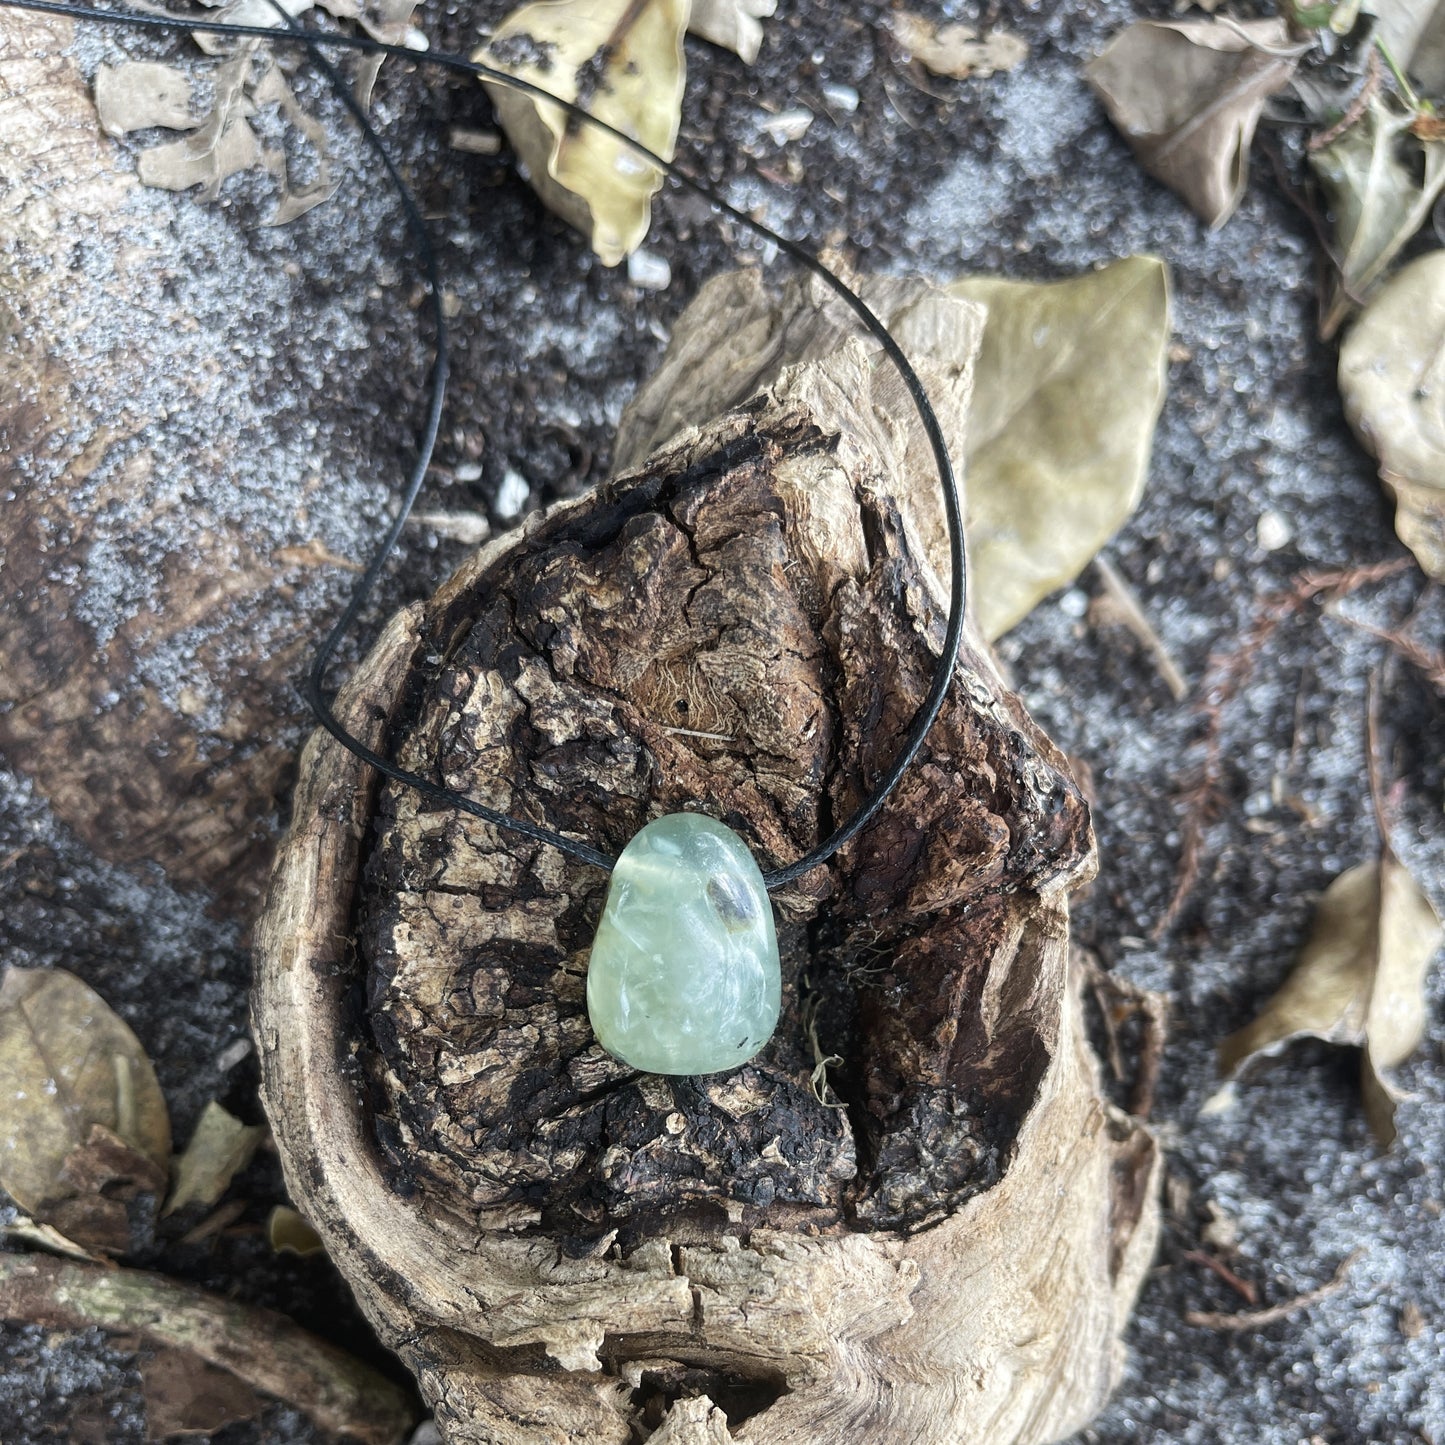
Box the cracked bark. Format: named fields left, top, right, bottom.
left=255, top=275, right=1162, bottom=1444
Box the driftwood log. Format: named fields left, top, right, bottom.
left=254, top=275, right=1161, bottom=1443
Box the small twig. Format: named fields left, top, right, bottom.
left=1089, top=972, right=1126, bottom=1084
left=0, top=1253, right=417, bottom=1444
left=1182, top=1249, right=1259, bottom=1306
left=1186, top=1250, right=1361, bottom=1331
left=1375, top=36, right=1423, bottom=113
left=1330, top=610, right=1445, bottom=695
left=406, top=510, right=491, bottom=546
left=1365, top=665, right=1393, bottom=852
left=1155, top=559, right=1412, bottom=937
left=1092, top=556, right=1189, bottom=702
left=1308, top=45, right=1382, bottom=152
left=801, top=994, right=846, bottom=1110
left=1130, top=990, right=1168, bottom=1122
left=1080, top=954, right=1169, bottom=1120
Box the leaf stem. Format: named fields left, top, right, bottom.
left=1375, top=36, right=1423, bottom=114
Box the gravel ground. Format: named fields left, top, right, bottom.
left=2, top=1, right=1443, bottom=1442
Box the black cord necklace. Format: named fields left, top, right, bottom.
left=4, top=0, right=970, bottom=1073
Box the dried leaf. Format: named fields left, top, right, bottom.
left=1, top=1214, right=111, bottom=1265
left=947, top=257, right=1171, bottom=639
left=890, top=12, right=1028, bottom=79
left=164, top=1101, right=266, bottom=1217
left=688, top=0, right=776, bottom=65
left=1086, top=19, right=1299, bottom=229
left=1309, top=97, right=1445, bottom=338
left=1338, top=248, right=1445, bottom=582
left=100, top=44, right=337, bottom=223
left=48, top=1124, right=169, bottom=1255
left=135, top=53, right=259, bottom=199
left=267, top=1203, right=325, bottom=1255
left=1374, top=0, right=1441, bottom=70
left=478, top=0, right=688, bottom=266
left=346, top=0, right=426, bottom=111
left=249, top=62, right=339, bottom=225
left=0, top=967, right=171, bottom=1229
left=1408, top=10, right=1445, bottom=95
left=192, top=0, right=315, bottom=57
left=1219, top=856, right=1443, bottom=1147
left=141, top=1344, right=268, bottom=1440
left=92, top=61, right=198, bottom=137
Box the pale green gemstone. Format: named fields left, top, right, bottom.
left=586, top=813, right=781, bottom=1076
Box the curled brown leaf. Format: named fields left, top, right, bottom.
left=1087, top=19, right=1301, bottom=229
left=1219, top=856, right=1442, bottom=1147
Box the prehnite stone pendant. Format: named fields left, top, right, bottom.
left=586, top=813, right=781, bottom=1076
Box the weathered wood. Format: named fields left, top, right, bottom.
left=0, top=1253, right=419, bottom=1445
left=254, top=279, right=1161, bottom=1443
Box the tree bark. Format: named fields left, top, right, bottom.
left=254, top=289, right=1161, bottom=1443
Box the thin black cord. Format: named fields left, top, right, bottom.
left=5, top=0, right=968, bottom=889
left=248, top=0, right=617, bottom=871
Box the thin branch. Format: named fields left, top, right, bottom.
left=1092, top=556, right=1189, bottom=702
left=1182, top=1248, right=1259, bottom=1306
left=1365, top=664, right=1393, bottom=853
left=1155, top=559, right=1411, bottom=937
left=1186, top=1251, right=1361, bottom=1331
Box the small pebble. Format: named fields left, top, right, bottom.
left=822, top=82, right=860, bottom=113
left=1256, top=509, right=1292, bottom=551
left=760, top=106, right=814, bottom=143
left=1058, top=587, right=1088, bottom=619
left=495, top=468, right=529, bottom=520
left=216, top=1037, right=253, bottom=1072
left=626, top=248, right=672, bottom=291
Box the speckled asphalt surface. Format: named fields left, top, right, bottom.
left=1, top=2, right=1442, bottom=1442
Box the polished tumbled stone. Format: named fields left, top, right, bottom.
left=586, top=813, right=781, bottom=1076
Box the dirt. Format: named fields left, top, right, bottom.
left=1, top=0, right=1442, bottom=1442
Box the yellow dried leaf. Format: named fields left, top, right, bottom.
left=0, top=966, right=171, bottom=1218
left=134, top=53, right=258, bottom=200
left=267, top=1204, right=325, bottom=1256
left=478, top=0, right=688, bottom=266
left=689, top=0, right=775, bottom=64
left=164, top=1101, right=267, bottom=1217
left=1218, top=856, right=1442, bottom=1147
left=948, top=256, right=1171, bottom=639
left=1338, top=249, right=1445, bottom=583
